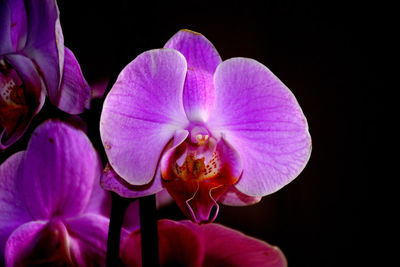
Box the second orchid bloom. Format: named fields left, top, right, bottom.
left=100, top=30, right=311, bottom=223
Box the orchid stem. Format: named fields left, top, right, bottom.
left=106, top=192, right=131, bottom=267
left=139, top=194, right=160, bottom=267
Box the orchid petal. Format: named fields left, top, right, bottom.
left=84, top=153, right=108, bottom=216
left=23, top=0, right=64, bottom=104
left=57, top=47, right=91, bottom=114
left=22, top=120, right=99, bottom=220
left=187, top=222, right=287, bottom=267
left=165, top=29, right=221, bottom=121
left=9, top=0, right=27, bottom=51
left=101, top=162, right=163, bottom=198
left=4, top=221, right=47, bottom=267
left=0, top=0, right=13, bottom=54
left=65, top=214, right=109, bottom=267
left=208, top=58, right=311, bottom=196
left=1, top=54, right=45, bottom=149
left=219, top=185, right=262, bottom=206
left=0, top=152, right=31, bottom=261
left=100, top=49, right=189, bottom=185
left=120, top=219, right=204, bottom=267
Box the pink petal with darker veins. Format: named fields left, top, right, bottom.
left=57, top=47, right=91, bottom=114
left=23, top=0, right=64, bottom=105
left=165, top=30, right=221, bottom=121
left=100, top=49, right=189, bottom=186
left=22, top=120, right=100, bottom=220
left=0, top=152, right=31, bottom=262
left=208, top=57, right=311, bottom=197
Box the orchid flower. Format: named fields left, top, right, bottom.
left=120, top=219, right=287, bottom=267
left=0, top=0, right=91, bottom=149
left=100, top=30, right=311, bottom=223
left=0, top=120, right=109, bottom=266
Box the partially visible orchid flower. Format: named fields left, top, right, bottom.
left=100, top=30, right=311, bottom=223
left=0, top=0, right=90, bottom=149
left=120, top=219, right=287, bottom=267
left=0, top=120, right=109, bottom=266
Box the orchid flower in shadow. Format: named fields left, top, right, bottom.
left=0, top=0, right=90, bottom=149
left=120, top=219, right=287, bottom=267
left=100, top=30, right=311, bottom=223
left=0, top=120, right=109, bottom=266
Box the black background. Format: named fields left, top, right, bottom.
left=1, top=0, right=377, bottom=266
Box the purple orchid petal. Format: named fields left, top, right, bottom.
left=57, top=47, right=91, bottom=114
left=9, top=0, right=27, bottom=51
left=84, top=153, right=109, bottom=216
left=23, top=0, right=64, bottom=105
left=208, top=58, right=311, bottom=196
left=165, top=29, right=221, bottom=122
left=189, top=222, right=287, bottom=267
left=219, top=185, right=262, bottom=206
left=22, top=120, right=99, bottom=220
left=101, top=162, right=164, bottom=198
left=100, top=49, right=189, bottom=185
left=0, top=0, right=13, bottom=54
left=65, top=214, right=109, bottom=267
left=1, top=54, right=45, bottom=149
left=4, top=220, right=47, bottom=267
left=0, top=152, right=32, bottom=262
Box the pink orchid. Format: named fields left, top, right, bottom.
left=100, top=30, right=311, bottom=223
left=120, top=219, right=287, bottom=267
left=0, top=0, right=90, bottom=149
left=0, top=120, right=109, bottom=266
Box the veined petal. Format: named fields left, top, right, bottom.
left=165, top=29, right=221, bottom=121
left=22, top=120, right=99, bottom=220
left=208, top=58, right=311, bottom=196
left=57, top=47, right=91, bottom=114
left=23, top=0, right=64, bottom=104
left=65, top=214, right=109, bottom=267
left=0, top=152, right=31, bottom=262
left=100, top=49, right=189, bottom=185
left=1, top=54, right=45, bottom=149
left=184, top=221, right=287, bottom=267
left=4, top=221, right=47, bottom=267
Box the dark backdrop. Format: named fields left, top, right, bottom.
left=2, top=0, right=376, bottom=266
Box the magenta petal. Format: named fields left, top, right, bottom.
left=0, top=0, right=13, bottom=54
left=100, top=49, right=189, bottom=185
left=165, top=29, right=221, bottom=121
left=9, top=0, right=27, bottom=51
left=208, top=58, right=311, bottom=196
left=218, top=185, right=261, bottom=206
left=22, top=120, right=100, bottom=220
left=23, top=0, right=64, bottom=104
left=65, top=214, right=109, bottom=267
left=101, top=162, right=163, bottom=198
left=194, top=222, right=287, bottom=267
left=4, top=221, right=47, bottom=267
left=0, top=152, right=31, bottom=261
left=120, top=219, right=204, bottom=267
left=57, top=47, right=91, bottom=114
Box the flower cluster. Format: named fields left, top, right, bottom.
left=0, top=1, right=311, bottom=266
